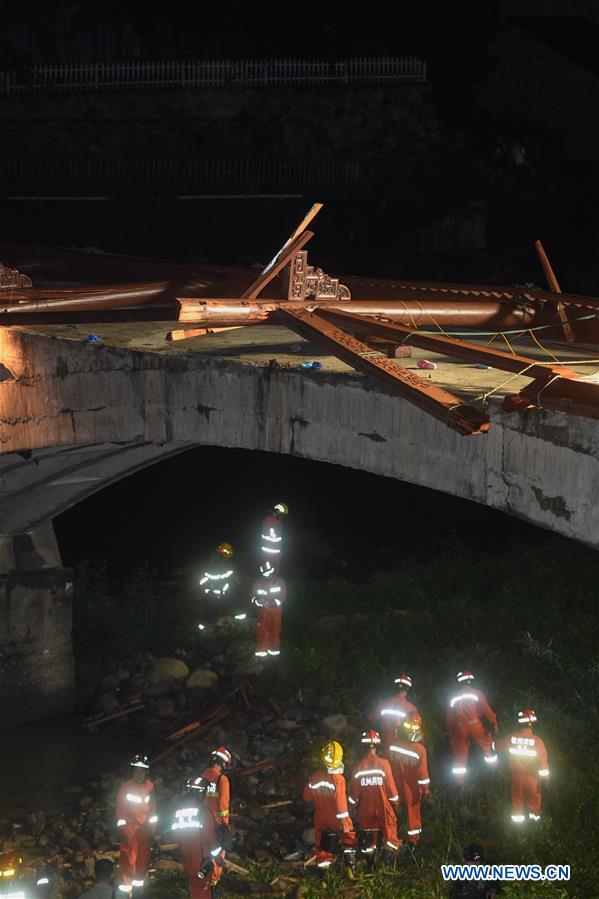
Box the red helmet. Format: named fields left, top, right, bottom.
left=456, top=670, right=474, bottom=684
left=517, top=708, right=537, bottom=725
left=394, top=673, right=412, bottom=689
left=211, top=746, right=232, bottom=768
left=361, top=729, right=381, bottom=745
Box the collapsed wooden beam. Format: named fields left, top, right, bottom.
left=276, top=308, right=490, bottom=436
left=534, top=240, right=574, bottom=343
left=503, top=374, right=599, bottom=419
left=314, top=308, right=575, bottom=382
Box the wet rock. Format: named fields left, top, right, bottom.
left=302, top=828, right=315, bottom=845
left=322, top=713, right=349, bottom=733
left=151, top=657, right=190, bottom=680
left=156, top=697, right=177, bottom=718
left=275, top=718, right=299, bottom=732
left=187, top=668, right=219, bottom=690
left=78, top=795, right=93, bottom=810
left=98, top=692, right=120, bottom=715
left=142, top=680, right=172, bottom=698
left=72, top=835, right=91, bottom=853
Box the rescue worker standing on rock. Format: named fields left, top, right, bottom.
left=498, top=709, right=549, bottom=825
left=349, top=729, right=400, bottom=859
left=202, top=747, right=232, bottom=842
left=446, top=671, right=498, bottom=785
left=302, top=741, right=357, bottom=872
left=198, top=543, right=235, bottom=631
left=389, top=712, right=430, bottom=850
left=116, top=753, right=157, bottom=894
left=259, top=503, right=287, bottom=573
left=170, top=775, right=224, bottom=898
left=251, top=565, right=287, bottom=658
left=378, top=673, right=419, bottom=757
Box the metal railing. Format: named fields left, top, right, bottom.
left=0, top=57, right=426, bottom=94
left=0, top=155, right=362, bottom=189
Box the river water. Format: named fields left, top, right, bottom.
left=0, top=715, right=139, bottom=818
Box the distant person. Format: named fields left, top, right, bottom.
left=497, top=708, right=549, bottom=825
left=198, top=542, right=235, bottom=630
left=511, top=141, right=531, bottom=179
left=250, top=565, right=287, bottom=658
left=116, top=753, right=157, bottom=894
left=448, top=844, right=500, bottom=898
left=446, top=671, right=498, bottom=785
left=79, top=858, right=115, bottom=897
left=492, top=136, right=507, bottom=180
left=259, top=502, right=288, bottom=573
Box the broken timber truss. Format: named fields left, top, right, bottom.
left=172, top=204, right=599, bottom=436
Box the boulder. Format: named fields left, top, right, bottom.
left=187, top=669, right=219, bottom=690
left=322, top=713, right=349, bottom=734
left=156, top=698, right=176, bottom=718
left=151, top=657, right=189, bottom=680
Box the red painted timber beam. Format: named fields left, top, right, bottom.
left=276, top=307, right=490, bottom=436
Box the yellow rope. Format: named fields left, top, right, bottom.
left=499, top=331, right=517, bottom=356
left=527, top=328, right=561, bottom=364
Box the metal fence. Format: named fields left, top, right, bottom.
left=0, top=156, right=362, bottom=190
left=0, top=57, right=426, bottom=94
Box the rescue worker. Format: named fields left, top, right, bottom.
left=201, top=747, right=232, bottom=839
left=0, top=850, right=25, bottom=899
left=498, top=709, right=549, bottom=825
left=349, top=729, right=400, bottom=860
left=388, top=712, right=430, bottom=849
left=446, top=671, right=498, bottom=785
left=259, top=503, right=287, bottom=573
left=116, top=753, right=158, bottom=894
left=302, top=741, right=357, bottom=871
left=169, top=775, right=223, bottom=898
left=251, top=566, right=287, bottom=657
left=198, top=543, right=235, bottom=631
left=378, top=673, right=419, bottom=757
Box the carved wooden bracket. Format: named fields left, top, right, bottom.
left=287, top=250, right=351, bottom=302
left=0, top=262, right=32, bottom=289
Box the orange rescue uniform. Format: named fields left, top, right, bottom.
left=498, top=728, right=549, bottom=822
left=446, top=687, right=498, bottom=783
left=170, top=795, right=223, bottom=897
left=378, top=693, right=419, bottom=757
left=260, top=514, right=283, bottom=572
left=252, top=576, right=286, bottom=656
left=201, top=766, right=230, bottom=828
left=349, top=754, right=400, bottom=850
left=388, top=737, right=430, bottom=844
left=116, top=777, right=157, bottom=892
left=303, top=769, right=357, bottom=866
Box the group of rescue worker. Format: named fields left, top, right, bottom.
left=303, top=669, right=550, bottom=876
left=198, top=503, right=289, bottom=660
left=106, top=670, right=550, bottom=896
left=115, top=747, right=232, bottom=896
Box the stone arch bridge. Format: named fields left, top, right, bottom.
left=1, top=326, right=597, bottom=723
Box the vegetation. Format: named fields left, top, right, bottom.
left=73, top=535, right=599, bottom=896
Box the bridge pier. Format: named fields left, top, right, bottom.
left=0, top=521, right=74, bottom=725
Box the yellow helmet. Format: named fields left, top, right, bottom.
left=321, top=740, right=343, bottom=768
left=0, top=850, right=22, bottom=879
left=274, top=502, right=288, bottom=516
left=216, top=542, right=234, bottom=557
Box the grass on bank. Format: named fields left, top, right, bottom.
left=74, top=536, right=599, bottom=897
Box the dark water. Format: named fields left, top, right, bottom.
left=0, top=716, right=139, bottom=817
